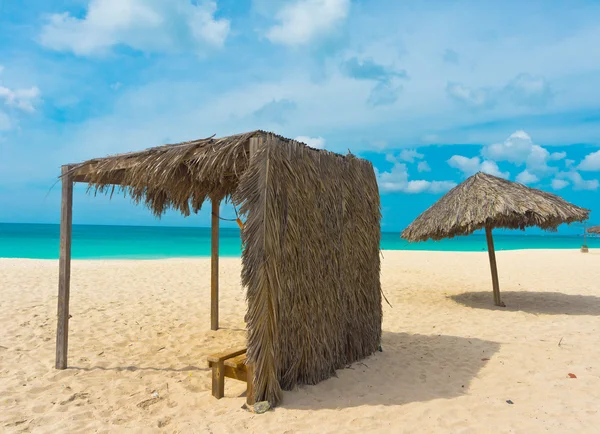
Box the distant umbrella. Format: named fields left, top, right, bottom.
left=588, top=225, right=600, bottom=234
left=401, top=172, right=590, bottom=307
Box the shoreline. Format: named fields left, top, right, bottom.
left=1, top=247, right=597, bottom=262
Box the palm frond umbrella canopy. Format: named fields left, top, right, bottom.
left=401, top=172, right=590, bottom=307
left=588, top=225, right=600, bottom=234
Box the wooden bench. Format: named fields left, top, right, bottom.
left=207, top=347, right=255, bottom=405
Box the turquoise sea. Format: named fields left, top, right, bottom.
left=0, top=223, right=596, bottom=259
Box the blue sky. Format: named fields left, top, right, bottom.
left=1, top=0, right=599, bottom=233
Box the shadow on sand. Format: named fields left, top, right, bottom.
left=281, top=331, right=500, bottom=410
left=451, top=291, right=600, bottom=315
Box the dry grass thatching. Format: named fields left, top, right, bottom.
left=587, top=225, right=600, bottom=234
left=67, top=131, right=259, bottom=216
left=63, top=130, right=382, bottom=406
left=401, top=172, right=590, bottom=242
left=232, top=135, right=382, bottom=405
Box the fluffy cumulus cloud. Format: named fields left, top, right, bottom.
left=551, top=179, right=569, bottom=190
left=554, top=171, right=599, bottom=191
left=266, top=0, right=350, bottom=46
left=397, top=149, right=423, bottom=163
left=550, top=152, right=566, bottom=161
left=376, top=162, right=456, bottom=194
left=417, top=161, right=431, bottom=172
left=447, top=155, right=509, bottom=179
left=39, top=0, right=230, bottom=55
left=447, top=130, right=599, bottom=190
left=295, top=135, right=325, bottom=149
left=578, top=150, right=600, bottom=171
left=0, top=67, right=41, bottom=131
left=0, top=85, right=40, bottom=113
left=515, top=169, right=539, bottom=185
left=481, top=130, right=556, bottom=177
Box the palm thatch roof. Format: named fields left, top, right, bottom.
left=402, top=172, right=590, bottom=242
left=63, top=130, right=382, bottom=406
left=65, top=130, right=333, bottom=217
left=588, top=225, right=600, bottom=234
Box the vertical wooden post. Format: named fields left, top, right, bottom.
left=56, top=165, right=74, bottom=369
left=485, top=226, right=504, bottom=307
left=245, top=135, right=261, bottom=403
left=211, top=198, right=220, bottom=331
left=211, top=361, right=225, bottom=399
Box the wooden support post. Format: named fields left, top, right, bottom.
left=211, top=360, right=225, bottom=399
left=211, top=198, right=220, bottom=331
left=244, top=135, right=262, bottom=403
left=485, top=226, right=504, bottom=307
left=56, top=165, right=74, bottom=369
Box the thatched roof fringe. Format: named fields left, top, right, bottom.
left=65, top=130, right=355, bottom=217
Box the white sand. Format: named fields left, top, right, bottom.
left=1, top=249, right=600, bottom=433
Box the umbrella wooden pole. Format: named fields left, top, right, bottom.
left=485, top=226, right=504, bottom=307
left=56, top=165, right=73, bottom=369
left=211, top=199, right=220, bottom=331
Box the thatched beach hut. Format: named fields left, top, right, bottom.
left=55, top=130, right=382, bottom=406
left=401, top=172, right=589, bottom=307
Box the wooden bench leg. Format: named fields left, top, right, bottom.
left=246, top=364, right=255, bottom=405
left=212, top=361, right=225, bottom=399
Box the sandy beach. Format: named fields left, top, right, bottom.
left=1, top=249, right=600, bottom=433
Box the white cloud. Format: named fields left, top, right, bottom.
left=417, top=161, right=431, bottom=172
left=578, top=150, right=600, bottom=171
left=398, top=149, right=423, bottom=163
left=447, top=155, right=509, bottom=179
left=0, top=85, right=40, bottom=112
left=481, top=130, right=557, bottom=177
left=556, top=171, right=599, bottom=191
left=266, top=0, right=350, bottom=46
left=39, top=0, right=230, bottom=56
left=385, top=149, right=424, bottom=165
left=480, top=160, right=509, bottom=178
left=551, top=178, right=569, bottom=190
left=515, top=169, right=539, bottom=184
left=550, top=151, right=566, bottom=161
left=295, top=135, right=325, bottom=148
left=0, top=67, right=40, bottom=132
left=376, top=163, right=456, bottom=194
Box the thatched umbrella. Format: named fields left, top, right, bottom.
left=588, top=225, right=600, bottom=234
left=401, top=172, right=590, bottom=307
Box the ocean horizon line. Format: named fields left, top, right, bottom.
left=1, top=222, right=596, bottom=260
left=0, top=221, right=592, bottom=238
